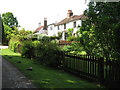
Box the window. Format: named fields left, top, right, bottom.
left=50, top=26, right=52, bottom=30
left=58, top=26, right=59, bottom=30
left=73, top=22, right=76, bottom=28
left=64, top=24, right=66, bottom=29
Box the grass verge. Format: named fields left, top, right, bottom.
left=1, top=49, right=103, bottom=88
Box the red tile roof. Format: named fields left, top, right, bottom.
left=34, top=26, right=44, bottom=33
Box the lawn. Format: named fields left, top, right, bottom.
left=1, top=49, right=103, bottom=88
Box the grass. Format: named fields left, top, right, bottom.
left=1, top=49, right=103, bottom=88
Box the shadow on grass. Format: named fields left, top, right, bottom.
left=2, top=52, right=105, bottom=88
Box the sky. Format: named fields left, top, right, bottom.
left=0, top=0, right=88, bottom=31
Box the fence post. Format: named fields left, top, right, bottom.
left=60, top=51, right=65, bottom=69
left=98, top=57, right=104, bottom=85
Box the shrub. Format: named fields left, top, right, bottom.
left=21, top=40, right=34, bottom=59
left=9, top=36, right=21, bottom=52
left=33, top=40, right=61, bottom=67
left=21, top=39, right=61, bottom=67
left=58, top=32, right=62, bottom=38
left=62, top=45, right=73, bottom=52
left=37, top=34, right=51, bottom=41
left=66, top=36, right=78, bottom=41
left=49, top=36, right=60, bottom=40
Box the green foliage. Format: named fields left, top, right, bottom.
left=21, top=39, right=61, bottom=67
left=1, top=12, right=23, bottom=45
left=35, top=41, right=61, bottom=67
left=58, top=32, right=62, bottom=38
left=37, top=34, right=50, bottom=41
left=76, top=25, right=100, bottom=56
left=0, top=14, right=2, bottom=45
left=21, top=40, right=33, bottom=58
left=9, top=36, right=21, bottom=52
left=2, top=12, right=18, bottom=28
left=67, top=36, right=78, bottom=41
left=3, top=24, right=13, bottom=42
left=2, top=49, right=100, bottom=88
left=81, top=2, right=120, bottom=59
left=49, top=36, right=60, bottom=40
left=61, top=41, right=87, bottom=55
left=62, top=45, right=73, bottom=52
left=2, top=23, right=19, bottom=45
left=67, top=28, right=74, bottom=37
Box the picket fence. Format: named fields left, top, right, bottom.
left=58, top=52, right=120, bottom=88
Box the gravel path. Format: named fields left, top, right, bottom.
left=2, top=57, right=37, bottom=88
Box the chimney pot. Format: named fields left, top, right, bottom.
left=67, top=10, right=73, bottom=18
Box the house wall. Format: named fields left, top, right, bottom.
left=47, top=20, right=82, bottom=39
left=58, top=20, right=81, bottom=31
left=48, top=24, right=55, bottom=36
left=48, top=24, right=59, bottom=36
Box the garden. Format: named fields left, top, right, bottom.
left=2, top=48, right=101, bottom=88
left=1, top=2, right=120, bottom=89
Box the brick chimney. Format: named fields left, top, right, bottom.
left=43, top=18, right=47, bottom=30
left=67, top=10, right=73, bottom=18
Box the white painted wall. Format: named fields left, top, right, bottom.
left=48, top=24, right=55, bottom=36
left=47, top=19, right=82, bottom=40
left=48, top=24, right=58, bottom=36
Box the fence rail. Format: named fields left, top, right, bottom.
left=58, top=52, right=120, bottom=88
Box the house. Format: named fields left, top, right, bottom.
left=48, top=10, right=87, bottom=40
left=47, top=23, right=57, bottom=36
left=34, top=10, right=87, bottom=40
left=34, top=18, right=48, bottom=35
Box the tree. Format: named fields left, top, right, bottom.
left=0, top=14, right=2, bottom=44
left=1, top=12, right=19, bottom=45
left=79, top=2, right=120, bottom=60
left=0, top=14, right=6, bottom=45
left=2, top=12, right=18, bottom=28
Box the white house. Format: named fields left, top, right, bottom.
left=47, top=10, right=87, bottom=40
left=34, top=10, right=87, bottom=40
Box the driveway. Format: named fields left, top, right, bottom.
left=2, top=57, right=37, bottom=88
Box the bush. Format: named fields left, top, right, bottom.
left=33, top=40, right=61, bottom=67
left=9, top=36, right=21, bottom=52
left=21, top=39, right=62, bottom=67
left=37, top=34, right=51, bottom=41
left=62, top=45, right=73, bottom=52
left=66, top=36, right=78, bottom=41
left=21, top=40, right=34, bottom=58
left=49, top=36, right=60, bottom=40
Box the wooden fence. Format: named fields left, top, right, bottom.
left=58, top=40, right=72, bottom=46
left=58, top=52, right=120, bottom=88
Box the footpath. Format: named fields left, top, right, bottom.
left=0, top=45, right=37, bottom=88
left=2, top=57, right=37, bottom=88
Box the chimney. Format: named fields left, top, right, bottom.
left=43, top=18, right=47, bottom=30
left=67, top=10, right=73, bottom=18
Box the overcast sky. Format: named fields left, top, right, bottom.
left=0, top=0, right=88, bottom=31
